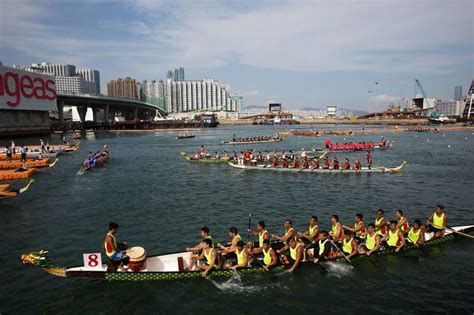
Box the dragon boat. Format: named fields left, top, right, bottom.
left=0, top=168, right=37, bottom=181
left=221, top=137, right=283, bottom=145
left=0, top=142, right=80, bottom=155
left=0, top=158, right=59, bottom=170
left=180, top=152, right=231, bottom=164
left=227, top=160, right=407, bottom=174
left=0, top=152, right=59, bottom=160
left=311, top=142, right=393, bottom=154
left=20, top=225, right=474, bottom=281
left=0, top=179, right=35, bottom=200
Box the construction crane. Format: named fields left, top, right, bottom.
left=415, top=79, right=435, bottom=109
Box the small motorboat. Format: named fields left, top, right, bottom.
left=177, top=133, right=195, bottom=139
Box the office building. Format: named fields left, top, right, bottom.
left=454, top=85, right=462, bottom=101
left=138, top=80, right=166, bottom=109
left=167, top=67, right=185, bottom=81
left=76, top=69, right=101, bottom=94
left=55, top=76, right=96, bottom=95
left=107, top=77, right=138, bottom=100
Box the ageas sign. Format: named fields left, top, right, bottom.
left=0, top=64, right=57, bottom=111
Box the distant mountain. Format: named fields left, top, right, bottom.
left=243, top=105, right=267, bottom=109
left=299, top=107, right=324, bottom=111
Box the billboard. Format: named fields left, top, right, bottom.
left=0, top=64, right=57, bottom=111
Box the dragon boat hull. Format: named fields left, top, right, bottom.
left=221, top=138, right=283, bottom=145
left=180, top=152, right=231, bottom=164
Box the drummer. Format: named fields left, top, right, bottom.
left=103, top=222, right=129, bottom=272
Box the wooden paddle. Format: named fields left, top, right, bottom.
left=446, top=227, right=474, bottom=239
left=329, top=240, right=353, bottom=265
left=247, top=214, right=252, bottom=242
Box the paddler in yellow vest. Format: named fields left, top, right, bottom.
left=329, top=215, right=343, bottom=243
left=395, top=209, right=409, bottom=235
left=300, top=216, right=320, bottom=244
left=427, top=204, right=448, bottom=238
left=360, top=224, right=382, bottom=256
left=218, top=227, right=242, bottom=255
left=103, top=222, right=129, bottom=272
left=197, top=239, right=220, bottom=277
left=261, top=239, right=277, bottom=270
left=343, top=213, right=367, bottom=242
left=374, top=209, right=387, bottom=237
left=225, top=241, right=249, bottom=271
left=381, top=221, right=405, bottom=253
left=407, top=220, right=425, bottom=246
left=248, top=220, right=270, bottom=254
left=187, top=226, right=214, bottom=271
left=312, top=231, right=331, bottom=265
left=272, top=219, right=296, bottom=248
left=339, top=230, right=358, bottom=259
left=278, top=238, right=306, bottom=273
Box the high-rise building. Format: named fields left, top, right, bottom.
left=164, top=78, right=241, bottom=113
left=107, top=77, right=138, bottom=100
left=137, top=80, right=165, bottom=108
left=454, top=85, right=462, bottom=101
left=76, top=69, right=101, bottom=95
left=55, top=76, right=96, bottom=95
left=167, top=67, right=185, bottom=81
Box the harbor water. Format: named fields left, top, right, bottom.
left=1, top=125, right=473, bottom=313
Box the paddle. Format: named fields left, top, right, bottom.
left=446, top=227, right=474, bottom=239
left=247, top=214, right=252, bottom=242
left=329, top=240, right=353, bottom=265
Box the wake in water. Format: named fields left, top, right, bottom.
left=324, top=261, right=354, bottom=278
left=208, top=271, right=287, bottom=294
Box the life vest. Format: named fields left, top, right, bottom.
left=236, top=248, right=246, bottom=266
left=432, top=213, right=445, bottom=229
left=398, top=217, right=409, bottom=232
left=387, top=229, right=400, bottom=247
left=290, top=243, right=306, bottom=262
left=258, top=230, right=268, bottom=247
left=365, top=233, right=376, bottom=250
left=331, top=223, right=342, bottom=239
left=354, top=222, right=367, bottom=239
left=234, top=234, right=242, bottom=244
left=342, top=237, right=354, bottom=255
left=408, top=227, right=421, bottom=244
left=263, top=248, right=272, bottom=265
left=318, top=239, right=329, bottom=256
left=204, top=248, right=217, bottom=268
left=375, top=218, right=387, bottom=236
left=308, top=224, right=319, bottom=243
left=283, top=228, right=295, bottom=244
left=104, top=232, right=117, bottom=257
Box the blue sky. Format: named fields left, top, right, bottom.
left=1, top=0, right=472, bottom=110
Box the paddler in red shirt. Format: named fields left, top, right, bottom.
left=342, top=158, right=350, bottom=170
left=325, top=138, right=332, bottom=149
left=354, top=158, right=362, bottom=171
left=333, top=157, right=340, bottom=169
left=366, top=151, right=372, bottom=169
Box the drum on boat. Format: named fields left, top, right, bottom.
left=126, top=246, right=147, bottom=272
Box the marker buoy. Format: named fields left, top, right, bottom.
left=448, top=145, right=451, bottom=148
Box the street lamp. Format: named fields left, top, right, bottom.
left=368, top=90, right=373, bottom=114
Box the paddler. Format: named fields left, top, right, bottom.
left=329, top=215, right=343, bottom=243
left=103, top=222, right=129, bottom=272
left=261, top=239, right=277, bottom=270
left=343, top=213, right=367, bottom=242
left=248, top=220, right=270, bottom=254
left=325, top=138, right=332, bottom=149
left=381, top=221, right=405, bottom=252
left=225, top=241, right=249, bottom=270
left=333, top=157, right=340, bottom=169
left=186, top=227, right=213, bottom=271
left=20, top=145, right=27, bottom=163
left=272, top=219, right=297, bottom=248
left=395, top=209, right=409, bottom=235
left=218, top=227, right=242, bottom=255
left=366, top=151, right=372, bottom=169
left=300, top=216, right=320, bottom=245
left=374, top=209, right=387, bottom=237
left=278, top=238, right=306, bottom=273
left=302, top=156, right=309, bottom=169
left=198, top=239, right=220, bottom=277
left=312, top=231, right=331, bottom=264
left=199, top=145, right=205, bottom=159
left=360, top=224, right=382, bottom=256
left=340, top=230, right=358, bottom=259
left=342, top=158, right=350, bottom=170
left=301, top=148, right=307, bottom=158
left=407, top=219, right=425, bottom=246
left=311, top=157, right=320, bottom=169
left=322, top=156, right=330, bottom=169
left=282, top=156, right=289, bottom=168
left=426, top=204, right=448, bottom=238
left=354, top=158, right=361, bottom=171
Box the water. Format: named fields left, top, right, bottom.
left=1, top=125, right=473, bottom=313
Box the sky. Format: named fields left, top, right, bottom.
left=0, top=0, right=473, bottom=111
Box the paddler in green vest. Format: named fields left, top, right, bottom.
left=103, top=222, right=129, bottom=272
left=360, top=224, right=382, bottom=256
left=186, top=226, right=213, bottom=271
left=218, top=227, right=242, bottom=255
left=197, top=239, right=220, bottom=278
left=312, top=231, right=331, bottom=265
left=340, top=230, right=358, bottom=259
left=426, top=204, right=448, bottom=238
left=261, top=239, right=277, bottom=270
left=343, top=213, right=367, bottom=242
left=300, top=216, right=320, bottom=244
left=248, top=220, right=270, bottom=254
left=272, top=219, right=297, bottom=249
left=225, top=241, right=249, bottom=271
left=278, top=238, right=306, bottom=273
left=374, top=209, right=387, bottom=237
left=381, top=221, right=405, bottom=253
left=407, top=219, right=425, bottom=246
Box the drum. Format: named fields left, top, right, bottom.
left=126, top=246, right=147, bottom=272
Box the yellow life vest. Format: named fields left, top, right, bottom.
left=342, top=237, right=354, bottom=254
left=234, top=234, right=242, bottom=242
left=387, top=229, right=399, bottom=247
left=398, top=217, right=409, bottom=232
left=375, top=217, right=386, bottom=236
left=204, top=248, right=214, bottom=266
left=309, top=224, right=318, bottom=239
left=331, top=223, right=342, bottom=240
left=290, top=243, right=305, bottom=261
left=104, top=232, right=117, bottom=257
left=365, top=233, right=376, bottom=250
left=318, top=239, right=329, bottom=256
left=283, top=228, right=294, bottom=245
left=432, top=213, right=445, bottom=229
left=263, top=248, right=272, bottom=265
left=354, top=222, right=367, bottom=239
left=408, top=228, right=420, bottom=244
left=236, top=248, right=246, bottom=266
left=258, top=230, right=268, bottom=247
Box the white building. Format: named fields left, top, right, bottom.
left=165, top=78, right=241, bottom=113
left=327, top=105, right=337, bottom=117
left=55, top=76, right=96, bottom=95
left=76, top=69, right=101, bottom=94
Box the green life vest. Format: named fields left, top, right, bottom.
left=365, top=233, right=376, bottom=250
left=263, top=248, right=272, bottom=265
left=104, top=232, right=117, bottom=257
left=432, top=213, right=445, bottom=229
left=308, top=224, right=318, bottom=243
left=290, top=243, right=306, bottom=261
left=236, top=248, right=246, bottom=266
left=318, top=239, right=329, bottom=256
left=408, top=228, right=420, bottom=244
left=342, top=237, right=354, bottom=255
left=258, top=230, right=268, bottom=248
left=387, top=229, right=399, bottom=247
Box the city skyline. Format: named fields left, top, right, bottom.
left=1, top=0, right=472, bottom=111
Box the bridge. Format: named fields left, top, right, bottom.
left=56, top=94, right=167, bottom=125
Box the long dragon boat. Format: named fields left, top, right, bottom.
left=180, top=152, right=231, bottom=164
left=20, top=225, right=473, bottom=281
left=311, top=142, right=393, bottom=154
left=0, top=179, right=35, bottom=200
left=0, top=151, right=59, bottom=160
left=0, top=158, right=59, bottom=170
left=0, top=168, right=37, bottom=181
left=227, top=160, right=407, bottom=173
left=221, top=137, right=283, bottom=145
left=0, top=142, right=80, bottom=155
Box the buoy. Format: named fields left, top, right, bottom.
left=448, top=145, right=451, bottom=148
left=465, top=137, right=468, bottom=140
